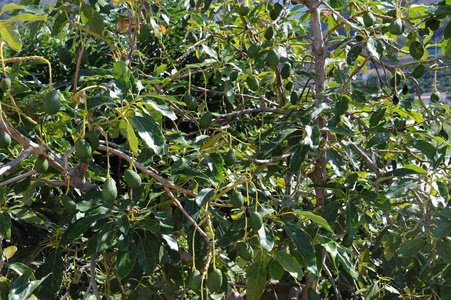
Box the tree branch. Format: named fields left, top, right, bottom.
left=0, top=148, right=33, bottom=176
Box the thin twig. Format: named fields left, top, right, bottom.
left=97, top=144, right=195, bottom=197
left=163, top=186, right=212, bottom=248
left=0, top=170, right=36, bottom=186
left=90, top=254, right=101, bottom=300
left=0, top=147, right=33, bottom=176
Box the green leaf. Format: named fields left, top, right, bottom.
left=261, top=128, right=297, bottom=157
left=369, top=108, right=386, bottom=127
left=436, top=240, right=451, bottom=263
left=113, top=61, right=128, bottom=79
left=258, top=224, right=275, bottom=251
left=144, top=97, right=177, bottom=121
left=134, top=235, right=159, bottom=275
left=40, top=249, right=64, bottom=294
left=269, top=260, right=284, bottom=280
left=246, top=253, right=270, bottom=300
left=366, top=132, right=390, bottom=148
left=407, top=140, right=436, bottom=160
left=442, top=38, right=451, bottom=56
left=125, top=119, right=139, bottom=155
left=367, top=36, right=384, bottom=60
left=323, top=127, right=354, bottom=136
left=274, top=251, right=304, bottom=280
left=205, top=153, right=223, bottom=181
left=4, top=14, right=47, bottom=23
left=346, top=201, right=358, bottom=237
left=195, top=188, right=215, bottom=206
left=334, top=96, right=349, bottom=115
left=133, top=114, right=166, bottom=157
left=284, top=222, right=317, bottom=275
left=0, top=212, right=11, bottom=239
left=0, top=23, right=22, bottom=52
left=433, top=221, right=451, bottom=239
left=224, top=80, right=235, bottom=104
left=365, top=281, right=380, bottom=300
left=0, top=4, right=24, bottom=15
left=327, top=149, right=347, bottom=177
left=304, top=125, right=320, bottom=150
left=9, top=271, right=49, bottom=300
left=290, top=210, right=334, bottom=233
left=61, top=215, right=106, bottom=244
left=386, top=179, right=420, bottom=198
left=347, top=45, right=362, bottom=65
left=116, top=250, right=137, bottom=279
left=201, top=44, right=218, bottom=60
left=337, top=251, right=358, bottom=279
left=289, top=143, right=308, bottom=174
left=399, top=239, right=426, bottom=258
left=409, top=41, right=424, bottom=60
left=425, top=5, right=451, bottom=18
left=444, top=21, right=451, bottom=39
left=80, top=5, right=104, bottom=35
left=333, top=68, right=346, bottom=85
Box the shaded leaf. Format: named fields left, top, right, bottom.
left=0, top=212, right=11, bottom=239
left=196, top=188, right=215, bottom=207
left=274, top=251, right=304, bottom=280
left=386, top=179, right=420, bottom=198
left=246, top=253, right=270, bottom=300
left=399, top=239, right=426, bottom=258
left=284, top=222, right=317, bottom=275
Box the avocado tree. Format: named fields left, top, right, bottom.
left=1, top=0, right=451, bottom=299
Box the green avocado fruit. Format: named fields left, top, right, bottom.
left=247, top=43, right=261, bottom=59
left=431, top=91, right=441, bottom=102
left=34, top=155, right=49, bottom=173
left=206, top=269, right=223, bottom=292
left=199, top=112, right=213, bottom=129
left=363, top=11, right=376, bottom=27
left=265, top=26, right=274, bottom=40
left=42, top=90, right=61, bottom=115
left=281, top=64, right=291, bottom=79
left=229, top=190, right=244, bottom=208
left=247, top=76, right=259, bottom=91
left=124, top=169, right=142, bottom=189
left=57, top=46, right=72, bottom=65
left=184, top=94, right=198, bottom=111
left=102, top=178, right=118, bottom=202
left=239, top=3, right=250, bottom=16
left=75, top=138, right=92, bottom=163
left=189, top=270, right=202, bottom=292
left=85, top=131, right=100, bottom=150
left=412, top=64, right=425, bottom=79
left=0, top=74, right=11, bottom=91
left=224, top=149, right=236, bottom=166
left=0, top=131, right=11, bottom=148
left=237, top=242, right=254, bottom=261
left=389, top=18, right=403, bottom=35
left=249, top=211, right=263, bottom=230
left=267, top=48, right=280, bottom=67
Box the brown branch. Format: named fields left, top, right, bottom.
left=0, top=147, right=33, bottom=176
left=215, top=108, right=293, bottom=125
left=0, top=170, right=36, bottom=186
left=97, top=144, right=195, bottom=197
left=163, top=186, right=212, bottom=249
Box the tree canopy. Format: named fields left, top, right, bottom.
left=1, top=0, right=451, bottom=299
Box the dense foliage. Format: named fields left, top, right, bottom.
left=1, top=0, right=451, bottom=299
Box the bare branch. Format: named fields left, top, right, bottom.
left=164, top=186, right=212, bottom=249
left=0, top=148, right=33, bottom=176
left=97, top=144, right=196, bottom=197
left=0, top=170, right=36, bottom=186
